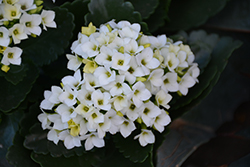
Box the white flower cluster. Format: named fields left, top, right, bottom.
left=0, top=0, right=56, bottom=72
left=38, top=20, right=200, bottom=150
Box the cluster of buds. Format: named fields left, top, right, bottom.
left=0, top=0, right=56, bottom=72
left=38, top=20, right=200, bottom=150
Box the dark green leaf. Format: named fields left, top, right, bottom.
left=0, top=62, right=39, bottom=113
left=31, top=148, right=105, bottom=167
left=113, top=131, right=153, bottom=163
left=100, top=149, right=153, bottom=167
left=165, top=0, right=228, bottom=31
left=127, top=0, right=159, bottom=19
left=85, top=0, right=142, bottom=27
left=20, top=7, right=74, bottom=66
left=61, top=0, right=90, bottom=42
left=6, top=133, right=40, bottom=167
left=24, top=122, right=86, bottom=157
left=229, top=153, right=250, bottom=167
left=19, top=103, right=41, bottom=137
left=144, top=0, right=171, bottom=33
left=205, top=0, right=250, bottom=32
left=169, top=35, right=242, bottom=120
left=0, top=63, right=28, bottom=85
left=0, top=112, right=23, bottom=167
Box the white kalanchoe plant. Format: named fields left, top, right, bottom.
left=0, top=0, right=56, bottom=72
left=38, top=20, right=200, bottom=150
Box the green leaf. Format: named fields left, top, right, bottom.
left=61, top=0, right=90, bottom=41
left=6, top=132, right=40, bottom=167
left=0, top=62, right=39, bottom=113
left=0, top=112, right=23, bottom=167
left=20, top=7, right=74, bottom=66
left=127, top=0, right=159, bottom=19
left=113, top=131, right=153, bottom=163
left=85, top=0, right=142, bottom=27
left=31, top=148, right=105, bottom=167
left=205, top=0, right=250, bottom=32
left=144, top=0, right=171, bottom=33
left=0, top=63, right=28, bottom=85
left=165, top=0, right=228, bottom=31
left=100, top=149, right=153, bottom=167
left=169, top=36, right=242, bottom=120
left=24, top=123, right=86, bottom=158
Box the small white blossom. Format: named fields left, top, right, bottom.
left=134, top=129, right=155, bottom=147
left=41, top=9, right=56, bottom=30
left=1, top=47, right=22, bottom=65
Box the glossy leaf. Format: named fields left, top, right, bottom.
left=144, top=0, right=171, bottom=33
left=128, top=0, right=159, bottom=19
left=31, top=148, right=105, bottom=167
left=0, top=112, right=23, bottom=167
left=113, top=131, right=153, bottom=163
left=6, top=133, right=40, bottom=167
left=20, top=7, right=74, bottom=66
left=100, top=149, right=153, bottom=167
left=0, top=62, right=39, bottom=113
left=85, top=0, right=142, bottom=27
left=205, top=0, right=250, bottom=32
left=0, top=63, right=28, bottom=85
left=23, top=123, right=86, bottom=158
left=61, top=0, right=90, bottom=42
left=169, top=35, right=242, bottom=120
left=165, top=0, right=228, bottom=31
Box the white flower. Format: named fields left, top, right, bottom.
left=18, top=0, right=36, bottom=12
left=84, top=132, right=105, bottom=151
left=177, top=51, right=188, bottom=68
left=140, top=101, right=161, bottom=127
left=80, top=34, right=99, bottom=58
left=56, top=104, right=76, bottom=123
left=84, top=73, right=100, bottom=91
left=47, top=129, right=59, bottom=144
left=95, top=46, right=115, bottom=68
left=0, top=26, right=10, bottom=46
left=112, top=52, right=131, bottom=71
left=20, top=13, right=42, bottom=36
left=61, top=69, right=82, bottom=89
left=92, top=89, right=111, bottom=111
left=155, top=90, right=172, bottom=109
left=122, top=101, right=143, bottom=121
left=178, top=73, right=196, bottom=95
left=148, top=35, right=167, bottom=49
left=187, top=63, right=200, bottom=82
left=40, top=90, right=54, bottom=110
left=38, top=112, right=51, bottom=129
left=86, top=108, right=104, bottom=131
left=70, top=33, right=89, bottom=58
left=124, top=39, right=144, bottom=55
left=102, top=75, right=131, bottom=96
left=117, top=21, right=140, bottom=39
left=131, top=81, right=151, bottom=108
left=96, top=116, right=111, bottom=138
left=136, top=47, right=160, bottom=75
left=121, top=56, right=144, bottom=85
left=48, top=86, right=63, bottom=104
left=119, top=118, right=136, bottom=138
left=164, top=52, right=179, bottom=72
left=58, top=85, right=78, bottom=107
left=1, top=47, right=22, bottom=65
left=66, top=54, right=82, bottom=71
left=105, top=109, right=124, bottom=134
left=4, top=3, right=21, bottom=20
left=59, top=131, right=81, bottom=149
left=148, top=69, right=164, bottom=87
left=41, top=9, right=56, bottom=30
left=134, top=129, right=155, bottom=147
left=161, top=72, right=179, bottom=92
left=9, top=24, right=28, bottom=44
left=112, top=95, right=128, bottom=111
left=152, top=110, right=171, bottom=133
left=48, top=114, right=68, bottom=131
left=76, top=86, right=93, bottom=105
left=93, top=67, right=116, bottom=86
left=75, top=101, right=94, bottom=118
